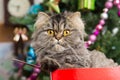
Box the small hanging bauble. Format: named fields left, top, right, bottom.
left=27, top=64, right=41, bottom=80
left=28, top=4, right=44, bottom=15
left=105, top=1, right=113, bottom=9
left=26, top=46, right=36, bottom=64
left=117, top=4, right=120, bottom=17
left=113, top=0, right=120, bottom=6
left=26, top=57, right=35, bottom=64
left=78, top=0, right=96, bottom=10
left=100, top=12, right=108, bottom=20
left=117, top=10, right=120, bottom=17
left=28, top=47, right=36, bottom=59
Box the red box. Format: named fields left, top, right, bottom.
left=51, top=67, right=120, bottom=80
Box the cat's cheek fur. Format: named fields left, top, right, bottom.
left=52, top=44, right=66, bottom=52
left=51, top=38, right=59, bottom=44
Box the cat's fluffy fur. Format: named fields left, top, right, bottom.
left=32, top=12, right=118, bottom=72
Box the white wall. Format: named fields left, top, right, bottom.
left=0, top=0, right=4, bottom=23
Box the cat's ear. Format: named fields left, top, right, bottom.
left=38, top=12, right=50, bottom=19
left=67, top=12, right=87, bottom=37
left=34, top=12, right=50, bottom=29
left=69, top=12, right=81, bottom=19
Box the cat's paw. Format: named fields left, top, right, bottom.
left=64, top=63, right=75, bottom=68
left=41, top=57, right=61, bottom=72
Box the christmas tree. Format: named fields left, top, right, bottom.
left=9, top=0, right=120, bottom=80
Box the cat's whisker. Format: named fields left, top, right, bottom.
left=36, top=39, right=52, bottom=53
left=38, top=39, right=51, bottom=47
left=65, top=41, right=81, bottom=59
left=64, top=39, right=74, bottom=44
left=65, top=41, right=86, bottom=67
left=35, top=38, right=53, bottom=55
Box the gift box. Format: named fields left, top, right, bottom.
left=51, top=67, right=120, bottom=80
left=78, top=0, right=95, bottom=10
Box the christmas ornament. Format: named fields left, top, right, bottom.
left=113, top=0, right=120, bottom=5
left=13, top=27, right=20, bottom=41
left=85, top=0, right=120, bottom=48
left=26, top=46, right=37, bottom=64
left=29, top=4, right=44, bottom=15
left=117, top=10, right=120, bottom=17
left=27, top=64, right=41, bottom=80
left=13, top=45, right=40, bottom=80
left=113, top=0, right=120, bottom=16
left=100, top=12, right=108, bottom=20
left=47, top=0, right=60, bottom=13
left=116, top=2, right=120, bottom=17
left=13, top=27, right=28, bottom=42
left=112, top=27, right=119, bottom=36
left=22, top=28, right=28, bottom=41
left=78, top=0, right=96, bottom=10
left=13, top=59, right=41, bottom=80
left=17, top=63, right=25, bottom=77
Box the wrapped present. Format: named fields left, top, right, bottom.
left=78, top=0, right=95, bottom=10
left=51, top=67, right=120, bottom=80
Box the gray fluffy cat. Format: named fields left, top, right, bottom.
left=32, top=12, right=118, bottom=72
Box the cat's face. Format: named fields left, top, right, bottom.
left=32, top=12, right=85, bottom=53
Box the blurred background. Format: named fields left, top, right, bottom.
left=0, top=0, right=120, bottom=80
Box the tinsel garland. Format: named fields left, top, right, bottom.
left=85, top=0, right=120, bottom=48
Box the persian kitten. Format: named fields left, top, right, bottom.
left=32, top=12, right=118, bottom=72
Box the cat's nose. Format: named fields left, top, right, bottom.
left=55, top=33, right=62, bottom=41
left=55, top=36, right=62, bottom=41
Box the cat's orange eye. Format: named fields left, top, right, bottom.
left=47, top=30, right=54, bottom=36
left=63, top=30, right=70, bottom=36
